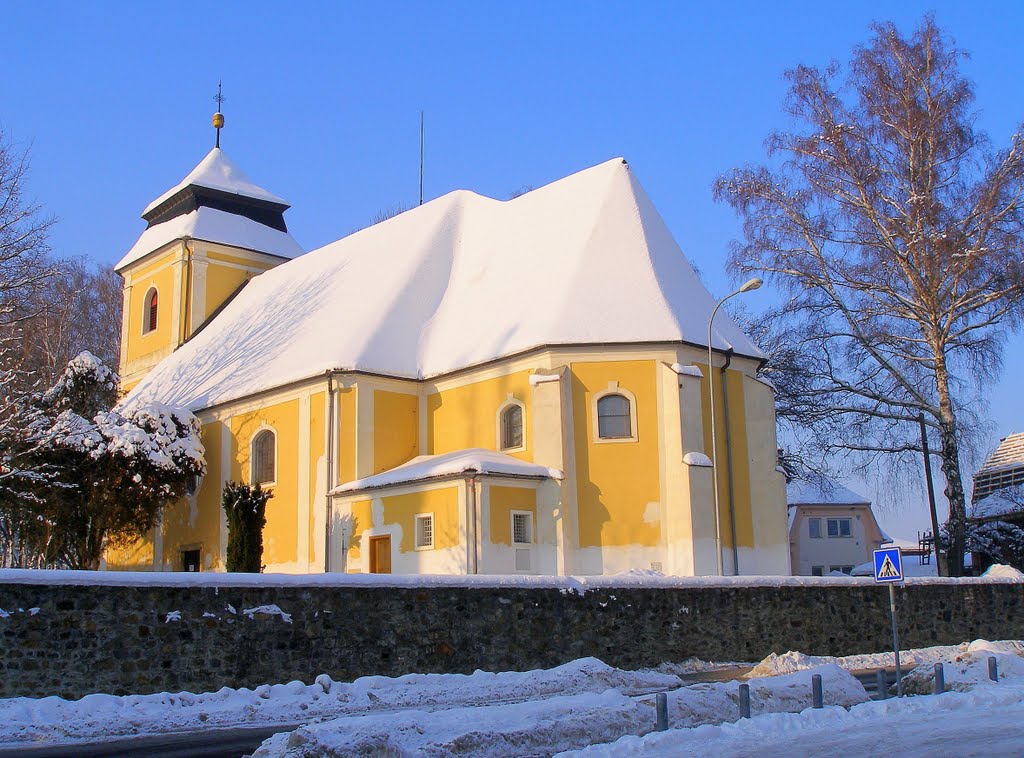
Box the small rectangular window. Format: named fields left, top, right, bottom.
left=811, top=566, right=824, bottom=577
left=808, top=518, right=821, bottom=539
left=827, top=518, right=852, bottom=538
left=415, top=514, right=433, bottom=550
left=512, top=511, right=533, bottom=545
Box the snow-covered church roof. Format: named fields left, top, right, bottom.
left=123, top=157, right=763, bottom=412
left=115, top=148, right=303, bottom=271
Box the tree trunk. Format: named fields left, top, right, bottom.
left=934, top=356, right=967, bottom=577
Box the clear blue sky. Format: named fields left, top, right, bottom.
left=5, top=1, right=1023, bottom=539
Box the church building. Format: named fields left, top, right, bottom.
left=108, top=117, right=789, bottom=577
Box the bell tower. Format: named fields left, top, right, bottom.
left=116, top=100, right=303, bottom=392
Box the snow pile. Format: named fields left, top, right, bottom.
left=654, top=665, right=866, bottom=729
left=747, top=641, right=1004, bottom=676
left=900, top=650, right=1024, bottom=695
left=981, top=563, right=1024, bottom=580
left=331, top=448, right=563, bottom=494
left=253, top=690, right=648, bottom=758
left=562, top=683, right=1024, bottom=757
left=0, top=658, right=679, bottom=747
left=243, top=604, right=293, bottom=623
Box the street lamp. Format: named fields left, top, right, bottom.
left=707, top=277, right=762, bottom=576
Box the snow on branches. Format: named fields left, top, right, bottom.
left=3, top=351, right=206, bottom=569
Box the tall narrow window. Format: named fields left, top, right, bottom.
left=415, top=514, right=434, bottom=550
left=251, top=429, right=276, bottom=485
left=144, top=288, right=158, bottom=334
left=500, top=404, right=523, bottom=450
left=597, top=394, right=631, bottom=439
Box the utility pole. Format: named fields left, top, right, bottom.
left=919, top=412, right=944, bottom=576
left=419, top=111, right=424, bottom=206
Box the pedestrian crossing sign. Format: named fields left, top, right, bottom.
left=873, top=547, right=904, bottom=583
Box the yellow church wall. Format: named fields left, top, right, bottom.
left=338, top=387, right=356, bottom=484
left=344, top=498, right=373, bottom=566
left=308, top=391, right=325, bottom=566
left=571, top=360, right=661, bottom=550
left=122, top=251, right=178, bottom=367
left=698, top=366, right=755, bottom=550
left=489, top=485, right=537, bottom=545
left=426, top=370, right=533, bottom=459
left=202, top=261, right=252, bottom=324
left=373, top=390, right=419, bottom=474
left=383, top=487, right=461, bottom=553
left=104, top=533, right=155, bottom=570
left=230, top=399, right=300, bottom=568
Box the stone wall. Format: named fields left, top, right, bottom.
left=1, top=578, right=1022, bottom=699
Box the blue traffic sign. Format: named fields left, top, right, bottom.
left=873, top=547, right=904, bottom=583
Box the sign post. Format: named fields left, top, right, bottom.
left=873, top=547, right=905, bottom=696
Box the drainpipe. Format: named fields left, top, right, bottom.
left=720, top=349, right=740, bottom=575
left=180, top=237, right=193, bottom=346
left=466, top=475, right=479, bottom=574
left=325, top=372, right=335, bottom=572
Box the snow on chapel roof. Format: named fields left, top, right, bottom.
left=123, top=157, right=764, bottom=412
left=332, top=449, right=563, bottom=494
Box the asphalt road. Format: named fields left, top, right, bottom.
left=0, top=723, right=300, bottom=758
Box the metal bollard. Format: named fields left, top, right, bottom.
left=989, top=656, right=999, bottom=682
left=812, top=673, right=823, bottom=708
left=933, top=663, right=945, bottom=695
left=656, top=692, right=668, bottom=732
left=739, top=683, right=751, bottom=719
left=876, top=668, right=888, bottom=699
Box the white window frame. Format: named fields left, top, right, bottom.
left=415, top=513, right=434, bottom=550
left=495, top=396, right=527, bottom=453
left=808, top=517, right=822, bottom=539
left=511, top=510, right=534, bottom=546
left=592, top=382, right=638, bottom=444
left=141, top=285, right=159, bottom=336
left=827, top=517, right=852, bottom=538
left=250, top=424, right=278, bottom=487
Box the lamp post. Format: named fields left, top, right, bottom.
left=707, top=277, right=762, bottom=575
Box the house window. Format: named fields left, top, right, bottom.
left=512, top=511, right=534, bottom=545
left=597, top=394, right=632, bottom=439
left=415, top=514, right=434, bottom=550
left=827, top=518, right=852, bottom=538
left=832, top=565, right=854, bottom=575
left=143, top=288, right=158, bottom=334
left=500, top=403, right=524, bottom=451
left=811, top=566, right=824, bottom=576
left=808, top=518, right=822, bottom=539
left=251, top=429, right=276, bottom=485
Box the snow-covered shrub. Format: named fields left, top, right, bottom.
left=21, top=352, right=206, bottom=569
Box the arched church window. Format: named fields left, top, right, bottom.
left=144, top=288, right=158, bottom=334
left=597, top=394, right=632, bottom=439
left=500, top=403, right=524, bottom=450
left=251, top=429, right=276, bottom=485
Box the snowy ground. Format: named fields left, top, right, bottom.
left=2, top=641, right=1022, bottom=756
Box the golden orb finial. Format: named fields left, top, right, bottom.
left=213, top=81, right=226, bottom=148
left=213, top=112, right=225, bottom=129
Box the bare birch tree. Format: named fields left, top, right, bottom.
left=714, top=17, right=1024, bottom=575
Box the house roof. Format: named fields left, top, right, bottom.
left=971, top=490, right=1024, bottom=520
left=975, top=432, right=1024, bottom=477
left=121, top=156, right=763, bottom=412
left=786, top=479, right=871, bottom=507
left=331, top=448, right=563, bottom=495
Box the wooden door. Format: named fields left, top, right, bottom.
left=369, top=535, right=392, bottom=574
